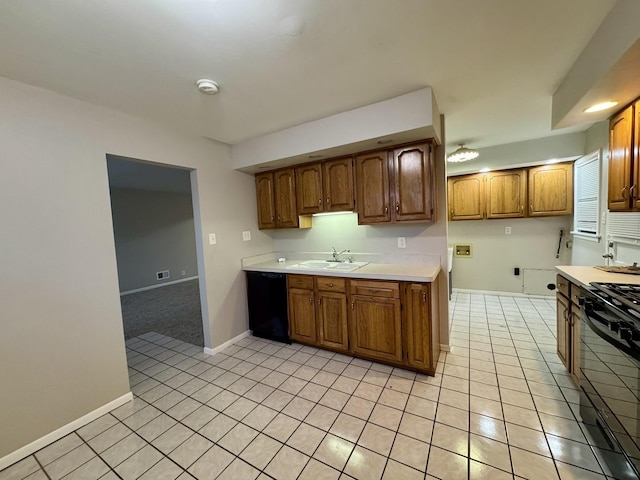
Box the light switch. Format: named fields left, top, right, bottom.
left=242, top=231, right=251, bottom=241
left=397, top=237, right=406, bottom=248
left=209, top=233, right=217, bottom=245
left=505, top=227, right=512, bottom=235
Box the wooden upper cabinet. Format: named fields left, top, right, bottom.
left=633, top=101, right=640, bottom=210
left=355, top=150, right=391, bottom=224
left=274, top=168, right=298, bottom=228
left=528, top=163, right=573, bottom=217
left=323, top=157, right=355, bottom=212
left=447, top=174, right=484, bottom=221
left=296, top=163, right=323, bottom=215
left=486, top=169, right=526, bottom=219
left=609, top=105, right=634, bottom=211
left=392, top=143, right=434, bottom=222
left=255, top=172, right=276, bottom=229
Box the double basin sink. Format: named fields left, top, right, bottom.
left=286, top=260, right=369, bottom=272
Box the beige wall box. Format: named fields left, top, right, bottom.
left=455, top=244, right=472, bottom=257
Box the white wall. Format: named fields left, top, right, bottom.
left=109, top=187, right=199, bottom=292
left=448, top=217, right=572, bottom=293
left=0, top=76, right=273, bottom=459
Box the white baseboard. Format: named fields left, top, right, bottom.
left=120, top=276, right=199, bottom=296
left=452, top=288, right=554, bottom=299
left=439, top=344, right=451, bottom=352
left=0, top=392, right=133, bottom=471
left=203, top=330, right=251, bottom=356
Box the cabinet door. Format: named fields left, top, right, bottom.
left=296, top=163, right=323, bottom=215
left=447, top=174, right=484, bottom=220
left=323, top=157, right=355, bottom=212
left=486, top=169, right=526, bottom=219
left=392, top=143, right=434, bottom=222
left=274, top=168, right=298, bottom=228
left=288, top=287, right=316, bottom=344
left=528, top=163, right=573, bottom=216
left=633, top=102, right=640, bottom=210
left=403, top=284, right=432, bottom=370
left=355, top=150, right=391, bottom=224
left=556, top=293, right=570, bottom=370
left=609, top=106, right=633, bottom=211
left=317, top=291, right=348, bottom=352
left=255, top=172, right=276, bottom=229
left=348, top=295, right=402, bottom=363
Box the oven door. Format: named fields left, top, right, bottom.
left=580, top=301, right=640, bottom=479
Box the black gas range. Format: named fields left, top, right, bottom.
left=579, top=282, right=640, bottom=479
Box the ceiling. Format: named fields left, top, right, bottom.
left=0, top=1, right=618, bottom=153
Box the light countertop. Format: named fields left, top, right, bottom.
left=556, top=265, right=640, bottom=287
left=243, top=259, right=441, bottom=283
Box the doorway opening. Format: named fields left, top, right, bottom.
left=106, top=155, right=205, bottom=346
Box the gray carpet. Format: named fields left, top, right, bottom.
left=120, top=279, right=204, bottom=346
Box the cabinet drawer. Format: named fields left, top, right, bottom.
left=556, top=275, right=570, bottom=298
left=570, top=283, right=582, bottom=308
left=349, top=279, right=400, bottom=298
left=316, top=276, right=346, bottom=292
left=288, top=274, right=314, bottom=290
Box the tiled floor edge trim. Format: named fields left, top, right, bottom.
left=0, top=391, right=133, bottom=471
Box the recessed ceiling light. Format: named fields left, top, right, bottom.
left=377, top=139, right=394, bottom=145
left=479, top=168, right=491, bottom=173
left=196, top=79, right=219, bottom=95
left=308, top=154, right=323, bottom=159
left=584, top=101, right=618, bottom=113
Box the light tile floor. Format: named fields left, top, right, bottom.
left=1, top=292, right=620, bottom=479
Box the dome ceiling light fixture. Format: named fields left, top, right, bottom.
left=447, top=144, right=479, bottom=163
left=196, top=79, right=219, bottom=95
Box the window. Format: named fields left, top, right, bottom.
left=571, top=150, right=601, bottom=240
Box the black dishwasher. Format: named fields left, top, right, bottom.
left=246, top=271, right=290, bottom=344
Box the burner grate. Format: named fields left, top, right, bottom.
left=591, top=282, right=640, bottom=314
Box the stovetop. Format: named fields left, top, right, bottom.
left=590, top=282, right=640, bottom=321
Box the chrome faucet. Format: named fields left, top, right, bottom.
left=331, top=247, right=351, bottom=262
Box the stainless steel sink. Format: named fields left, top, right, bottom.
left=285, top=260, right=368, bottom=272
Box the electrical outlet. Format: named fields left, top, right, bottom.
left=242, top=231, right=251, bottom=241
left=397, top=237, right=406, bottom=248
left=505, top=226, right=512, bottom=235
left=209, top=233, right=216, bottom=245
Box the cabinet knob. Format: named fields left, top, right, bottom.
left=326, top=197, right=330, bottom=204
left=328, top=283, right=333, bottom=287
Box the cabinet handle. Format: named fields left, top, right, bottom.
left=326, top=197, right=330, bottom=204
left=622, top=186, right=628, bottom=199
left=529, top=204, right=533, bottom=213
left=310, top=296, right=313, bottom=305
left=351, top=302, right=355, bottom=310
left=396, top=203, right=399, bottom=213
left=318, top=198, right=322, bottom=205
left=631, top=185, right=636, bottom=200
left=384, top=206, right=388, bottom=214
left=318, top=298, right=321, bottom=305
left=520, top=205, right=523, bottom=213
left=422, top=292, right=426, bottom=302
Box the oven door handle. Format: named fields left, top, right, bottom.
left=582, top=308, right=640, bottom=362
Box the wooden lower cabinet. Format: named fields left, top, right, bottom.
left=287, top=274, right=439, bottom=375
left=556, top=274, right=581, bottom=386
left=317, top=291, right=349, bottom=352
left=348, top=294, right=403, bottom=363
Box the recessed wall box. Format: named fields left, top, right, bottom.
left=454, top=244, right=472, bottom=257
